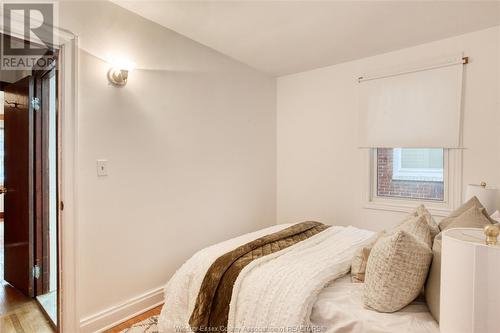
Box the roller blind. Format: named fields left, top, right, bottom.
left=358, top=58, right=464, bottom=148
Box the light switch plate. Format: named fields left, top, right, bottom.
left=97, top=159, right=108, bottom=176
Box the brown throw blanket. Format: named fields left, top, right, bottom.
left=189, top=221, right=330, bottom=332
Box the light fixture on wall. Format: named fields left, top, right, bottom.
left=107, top=68, right=129, bottom=86
left=107, top=57, right=136, bottom=87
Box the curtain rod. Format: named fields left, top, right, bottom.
left=358, top=56, right=468, bottom=83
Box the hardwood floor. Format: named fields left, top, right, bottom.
left=0, top=301, right=54, bottom=333
left=0, top=280, right=31, bottom=315
left=105, top=305, right=163, bottom=333
left=0, top=222, right=54, bottom=333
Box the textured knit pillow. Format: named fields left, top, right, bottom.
left=415, top=205, right=440, bottom=240
left=364, top=231, right=433, bottom=313
left=438, top=196, right=489, bottom=230
left=425, top=205, right=493, bottom=322
left=353, top=214, right=432, bottom=283
left=351, top=231, right=385, bottom=283
left=393, top=215, right=432, bottom=248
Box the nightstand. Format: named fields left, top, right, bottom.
left=440, top=228, right=500, bottom=333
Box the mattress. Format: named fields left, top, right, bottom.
left=311, top=275, right=440, bottom=333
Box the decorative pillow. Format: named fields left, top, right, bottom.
left=351, top=247, right=371, bottom=283
left=415, top=204, right=440, bottom=240
left=440, top=206, right=492, bottom=231
left=438, top=196, right=489, bottom=231
left=424, top=236, right=442, bottom=322
left=396, top=210, right=418, bottom=227
left=351, top=231, right=385, bottom=283
left=425, top=205, right=493, bottom=322
left=394, top=215, right=432, bottom=248
left=491, top=210, right=500, bottom=224
left=364, top=231, right=433, bottom=313
left=353, top=214, right=432, bottom=284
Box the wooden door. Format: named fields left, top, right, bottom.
left=3, top=76, right=34, bottom=297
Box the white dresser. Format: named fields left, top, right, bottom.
left=440, top=228, right=500, bottom=333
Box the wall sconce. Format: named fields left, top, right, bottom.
left=108, top=68, right=129, bottom=86
left=107, top=58, right=136, bottom=87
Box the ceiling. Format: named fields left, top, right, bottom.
left=116, top=1, right=500, bottom=76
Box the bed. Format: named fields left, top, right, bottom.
left=157, top=221, right=439, bottom=333
left=311, top=275, right=438, bottom=333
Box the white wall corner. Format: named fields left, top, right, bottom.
left=79, top=287, right=164, bottom=333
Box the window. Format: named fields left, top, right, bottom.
left=376, top=148, right=444, bottom=201
left=392, top=148, right=443, bottom=182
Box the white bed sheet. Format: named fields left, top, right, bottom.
left=311, top=275, right=440, bottom=333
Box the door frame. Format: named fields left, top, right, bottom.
left=33, top=62, right=58, bottom=305
left=0, top=13, right=79, bottom=333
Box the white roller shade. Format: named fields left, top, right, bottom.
left=358, top=57, right=464, bottom=148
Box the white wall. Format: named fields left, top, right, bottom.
left=58, top=1, right=276, bottom=329
left=277, top=27, right=500, bottom=231
left=57, top=2, right=499, bottom=329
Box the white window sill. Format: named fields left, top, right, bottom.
left=364, top=199, right=452, bottom=217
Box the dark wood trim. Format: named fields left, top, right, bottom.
left=31, top=51, right=58, bottom=79
left=33, top=63, right=58, bottom=297
left=0, top=81, right=11, bottom=91
left=41, top=72, right=50, bottom=295
left=28, top=76, right=35, bottom=298
left=34, top=70, right=44, bottom=296
left=32, top=55, right=60, bottom=330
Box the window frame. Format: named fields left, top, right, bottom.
left=363, top=148, right=462, bottom=217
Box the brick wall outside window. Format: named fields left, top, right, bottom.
left=377, top=148, right=444, bottom=201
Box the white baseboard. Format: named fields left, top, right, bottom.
left=79, top=287, right=164, bottom=333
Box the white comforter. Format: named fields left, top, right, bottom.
left=311, top=275, right=439, bottom=333
left=158, top=224, right=375, bottom=332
